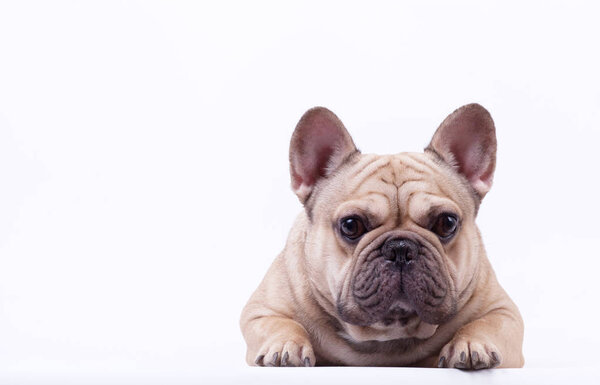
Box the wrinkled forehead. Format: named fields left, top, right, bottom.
left=330, top=152, right=473, bottom=223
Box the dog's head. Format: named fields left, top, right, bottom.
left=289, top=104, right=496, bottom=342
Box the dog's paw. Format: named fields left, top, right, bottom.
left=437, top=337, right=502, bottom=370
left=254, top=339, right=315, bottom=367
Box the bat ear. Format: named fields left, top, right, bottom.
left=426, top=103, right=497, bottom=199
left=289, top=107, right=358, bottom=204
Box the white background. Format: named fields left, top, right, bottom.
left=1, top=1, right=599, bottom=383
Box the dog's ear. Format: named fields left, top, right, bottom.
left=426, top=103, right=497, bottom=199
left=290, top=107, right=358, bottom=204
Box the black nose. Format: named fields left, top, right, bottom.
left=382, top=238, right=419, bottom=265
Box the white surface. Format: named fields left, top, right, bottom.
left=0, top=367, right=598, bottom=385
left=1, top=0, right=600, bottom=383
left=1, top=367, right=600, bottom=385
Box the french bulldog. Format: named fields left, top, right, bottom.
left=240, top=104, right=524, bottom=369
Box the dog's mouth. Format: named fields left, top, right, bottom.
left=336, top=298, right=439, bottom=342
left=380, top=303, right=418, bottom=326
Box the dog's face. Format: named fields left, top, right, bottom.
left=289, top=105, right=496, bottom=342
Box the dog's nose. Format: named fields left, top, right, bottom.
left=382, top=238, right=419, bottom=265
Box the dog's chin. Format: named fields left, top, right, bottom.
left=339, top=303, right=439, bottom=342
left=341, top=315, right=438, bottom=343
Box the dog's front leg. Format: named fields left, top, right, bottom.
left=241, top=307, right=315, bottom=367
left=437, top=300, right=524, bottom=369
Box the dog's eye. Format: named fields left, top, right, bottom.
left=340, top=217, right=366, bottom=240
left=432, top=213, right=459, bottom=240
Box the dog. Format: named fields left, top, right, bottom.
left=240, top=104, right=524, bottom=369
